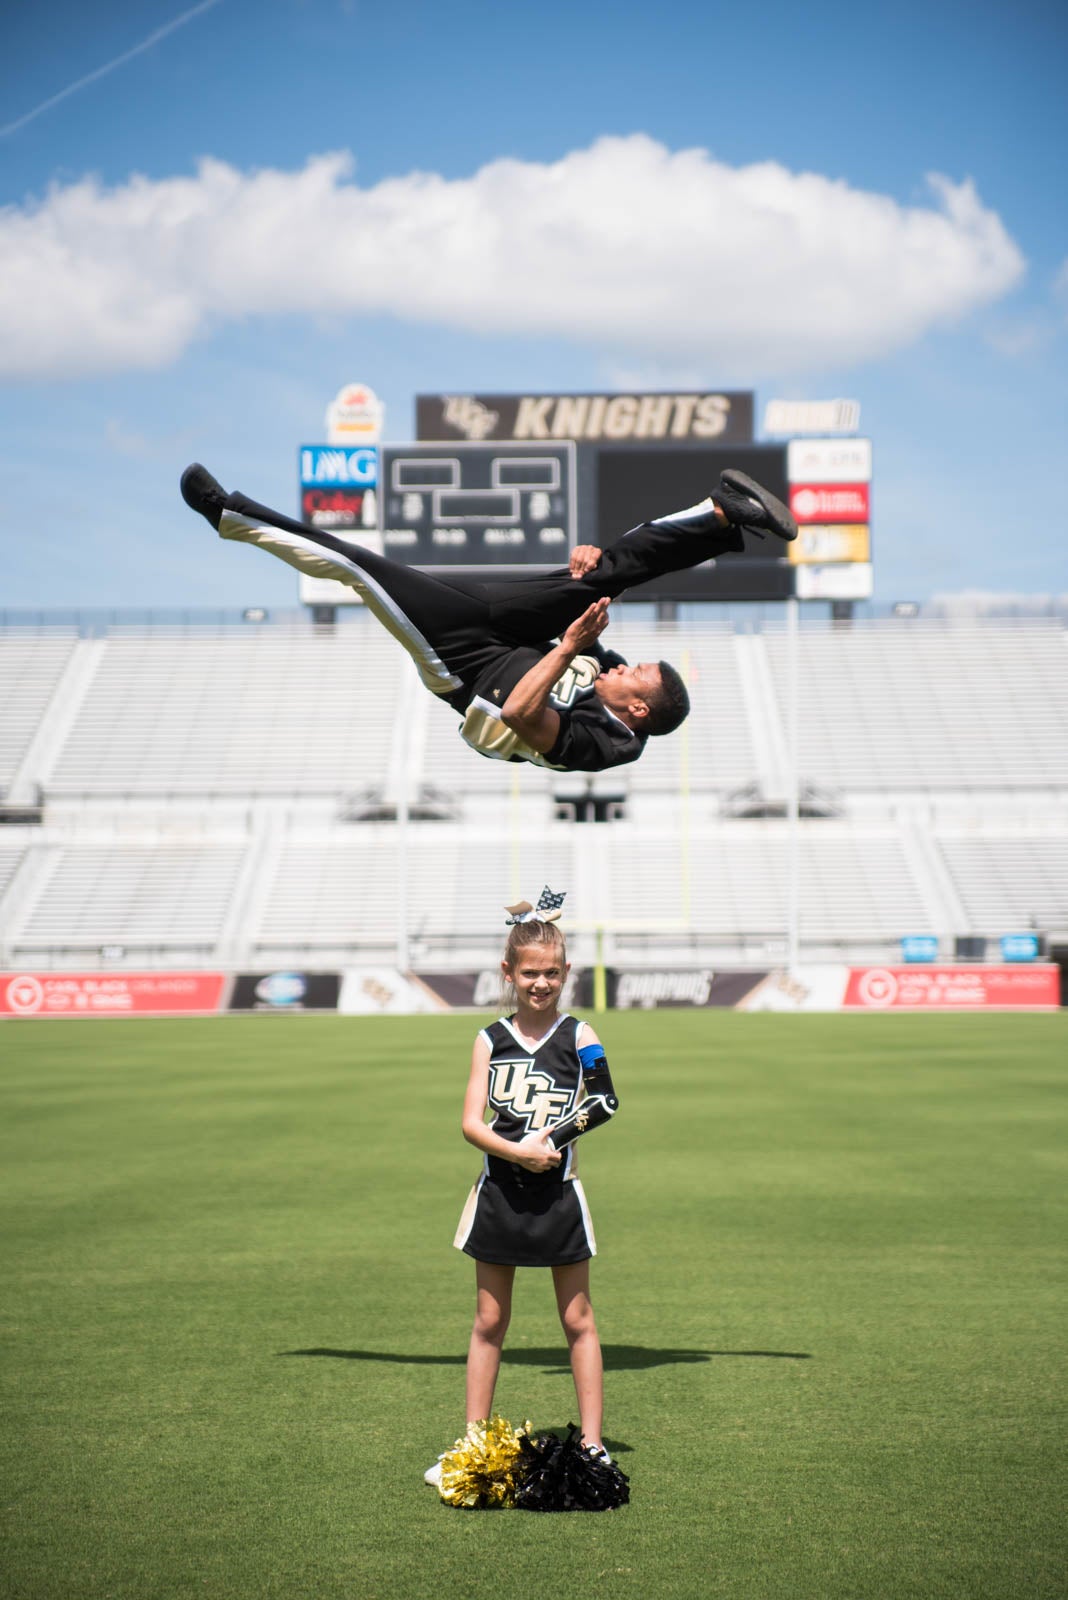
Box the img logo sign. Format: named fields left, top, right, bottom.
left=300, top=446, right=377, bottom=487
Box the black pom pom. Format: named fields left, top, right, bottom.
left=514, top=1424, right=630, bottom=1512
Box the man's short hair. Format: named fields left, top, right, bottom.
left=644, top=660, right=690, bottom=737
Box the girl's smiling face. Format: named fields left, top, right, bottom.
left=503, top=943, right=569, bottom=1015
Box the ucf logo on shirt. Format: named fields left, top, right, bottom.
left=490, top=1057, right=575, bottom=1132
left=548, top=654, right=600, bottom=712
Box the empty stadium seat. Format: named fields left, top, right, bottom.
left=1, top=616, right=1066, bottom=970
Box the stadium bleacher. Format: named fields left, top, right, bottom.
left=1, top=615, right=1066, bottom=972
left=45, top=630, right=404, bottom=798
left=762, top=621, right=1068, bottom=792
left=934, top=832, right=1068, bottom=937
left=0, top=633, right=78, bottom=793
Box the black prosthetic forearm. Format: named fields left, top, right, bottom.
left=547, top=1047, right=619, bottom=1150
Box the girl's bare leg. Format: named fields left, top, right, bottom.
left=552, top=1259, right=604, bottom=1449
left=466, top=1261, right=515, bottom=1423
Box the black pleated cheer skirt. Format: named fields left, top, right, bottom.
left=453, top=1169, right=597, bottom=1267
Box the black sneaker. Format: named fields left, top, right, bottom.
left=714, top=468, right=797, bottom=542
left=180, top=463, right=230, bottom=531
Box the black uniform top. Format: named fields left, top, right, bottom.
left=481, top=1013, right=588, bottom=1188
left=456, top=643, right=646, bottom=773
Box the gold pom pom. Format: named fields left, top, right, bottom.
left=438, top=1415, right=531, bottom=1509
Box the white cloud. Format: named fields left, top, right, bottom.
left=0, top=135, right=1026, bottom=380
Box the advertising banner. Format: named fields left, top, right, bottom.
left=901, top=936, right=939, bottom=963
left=300, top=487, right=371, bottom=530
left=736, top=965, right=1060, bottom=1011
left=610, top=969, right=769, bottom=1009
left=787, top=438, right=872, bottom=483
left=298, top=443, right=381, bottom=605
left=325, top=383, right=383, bottom=444
left=338, top=969, right=448, bottom=1014
left=299, top=445, right=378, bottom=489
left=416, top=392, right=755, bottom=444
left=790, top=483, right=871, bottom=524
left=788, top=525, right=870, bottom=565
left=842, top=965, right=1059, bottom=1010
left=764, top=399, right=861, bottom=435
left=229, top=972, right=341, bottom=1011
left=0, top=971, right=226, bottom=1017
left=794, top=563, right=873, bottom=600
left=735, top=967, right=853, bottom=1012
left=413, top=969, right=594, bottom=1011
left=299, top=446, right=378, bottom=530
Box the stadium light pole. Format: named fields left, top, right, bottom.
left=786, top=595, right=800, bottom=972
left=396, top=776, right=410, bottom=972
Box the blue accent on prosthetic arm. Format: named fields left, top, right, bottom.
left=578, top=1043, right=604, bottom=1073
left=548, top=1046, right=619, bottom=1150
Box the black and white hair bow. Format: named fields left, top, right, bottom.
left=504, top=887, right=567, bottom=924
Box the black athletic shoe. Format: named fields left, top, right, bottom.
left=180, top=463, right=230, bottom=531
left=713, top=468, right=797, bottom=542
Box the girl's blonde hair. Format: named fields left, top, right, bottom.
left=501, top=919, right=568, bottom=1008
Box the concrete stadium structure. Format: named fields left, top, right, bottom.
left=1, top=617, right=1066, bottom=974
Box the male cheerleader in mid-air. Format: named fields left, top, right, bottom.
left=180, top=462, right=796, bottom=773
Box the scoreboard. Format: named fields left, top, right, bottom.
left=298, top=390, right=870, bottom=610
left=594, top=443, right=794, bottom=602
left=379, top=441, right=577, bottom=570
left=411, top=393, right=796, bottom=603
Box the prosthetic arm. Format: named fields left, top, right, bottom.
left=547, top=1044, right=620, bottom=1150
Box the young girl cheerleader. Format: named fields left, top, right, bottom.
left=425, top=895, right=621, bottom=1491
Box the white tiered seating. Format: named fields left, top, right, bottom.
left=0, top=635, right=76, bottom=787
left=2, top=616, right=1066, bottom=973
left=46, top=628, right=401, bottom=797
left=936, top=834, right=1068, bottom=935
left=762, top=623, right=1068, bottom=791
left=603, top=620, right=756, bottom=796
left=606, top=823, right=933, bottom=945
left=13, top=843, right=246, bottom=954
left=0, top=843, right=25, bottom=902
left=252, top=828, right=577, bottom=955
left=420, top=698, right=556, bottom=799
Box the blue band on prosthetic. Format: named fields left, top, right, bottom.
left=548, top=1045, right=620, bottom=1150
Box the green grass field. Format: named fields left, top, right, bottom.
left=2, top=1012, right=1065, bottom=1600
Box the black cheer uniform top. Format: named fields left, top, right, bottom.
left=453, top=1012, right=599, bottom=1267
left=456, top=645, right=646, bottom=773
left=482, top=1014, right=586, bottom=1185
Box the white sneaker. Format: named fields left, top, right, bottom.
left=424, top=1460, right=443, bottom=1487
left=586, top=1444, right=613, bottom=1465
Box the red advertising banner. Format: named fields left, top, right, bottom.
left=0, top=972, right=227, bottom=1017
left=790, top=483, right=870, bottom=524
left=843, top=965, right=1059, bottom=1011
left=301, top=486, right=367, bottom=528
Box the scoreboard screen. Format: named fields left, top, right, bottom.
left=596, top=443, right=794, bottom=602
left=380, top=441, right=577, bottom=569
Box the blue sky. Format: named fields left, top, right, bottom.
left=1, top=0, right=1065, bottom=610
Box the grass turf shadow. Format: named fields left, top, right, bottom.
left=281, top=1344, right=811, bottom=1370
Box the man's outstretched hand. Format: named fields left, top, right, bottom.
left=562, top=597, right=611, bottom=651
left=501, top=597, right=610, bottom=755
left=569, top=545, right=603, bottom=578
